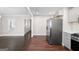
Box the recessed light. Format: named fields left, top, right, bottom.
left=0, top=16, right=1, bottom=18
left=49, top=12, right=52, bottom=15
left=36, top=11, right=39, bottom=15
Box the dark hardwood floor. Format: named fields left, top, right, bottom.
left=24, top=36, right=69, bottom=51
left=0, top=36, right=24, bottom=51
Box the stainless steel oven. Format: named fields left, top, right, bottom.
left=71, top=33, right=79, bottom=51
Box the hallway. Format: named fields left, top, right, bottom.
left=24, top=36, right=68, bottom=51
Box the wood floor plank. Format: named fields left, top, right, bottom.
left=24, top=36, right=69, bottom=51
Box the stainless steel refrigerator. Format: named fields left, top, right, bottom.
left=46, top=18, right=62, bottom=45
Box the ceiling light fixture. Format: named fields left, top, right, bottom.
left=0, top=16, right=1, bottom=18
left=49, top=12, right=52, bottom=15
left=36, top=11, right=38, bottom=15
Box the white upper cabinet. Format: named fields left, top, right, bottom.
left=68, top=7, right=79, bottom=23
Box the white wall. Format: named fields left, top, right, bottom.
left=71, top=23, right=79, bottom=33
left=32, top=16, right=51, bottom=36
left=0, top=15, right=27, bottom=36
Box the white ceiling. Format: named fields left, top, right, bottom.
left=0, top=7, right=63, bottom=16
left=30, top=7, right=63, bottom=16
left=0, top=7, right=30, bottom=15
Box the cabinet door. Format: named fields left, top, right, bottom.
left=68, top=8, right=78, bottom=22
left=63, top=32, right=71, bottom=49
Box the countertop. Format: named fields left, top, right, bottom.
left=63, top=31, right=79, bottom=34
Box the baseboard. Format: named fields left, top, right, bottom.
left=33, top=35, right=46, bottom=37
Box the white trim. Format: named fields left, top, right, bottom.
left=33, top=34, right=47, bottom=36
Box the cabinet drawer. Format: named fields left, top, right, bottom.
left=63, top=39, right=70, bottom=45
left=64, top=42, right=71, bottom=49
left=63, top=32, right=71, bottom=49
left=63, top=37, right=70, bottom=43
left=63, top=32, right=71, bottom=38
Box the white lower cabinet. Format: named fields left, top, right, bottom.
left=63, top=32, right=71, bottom=49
